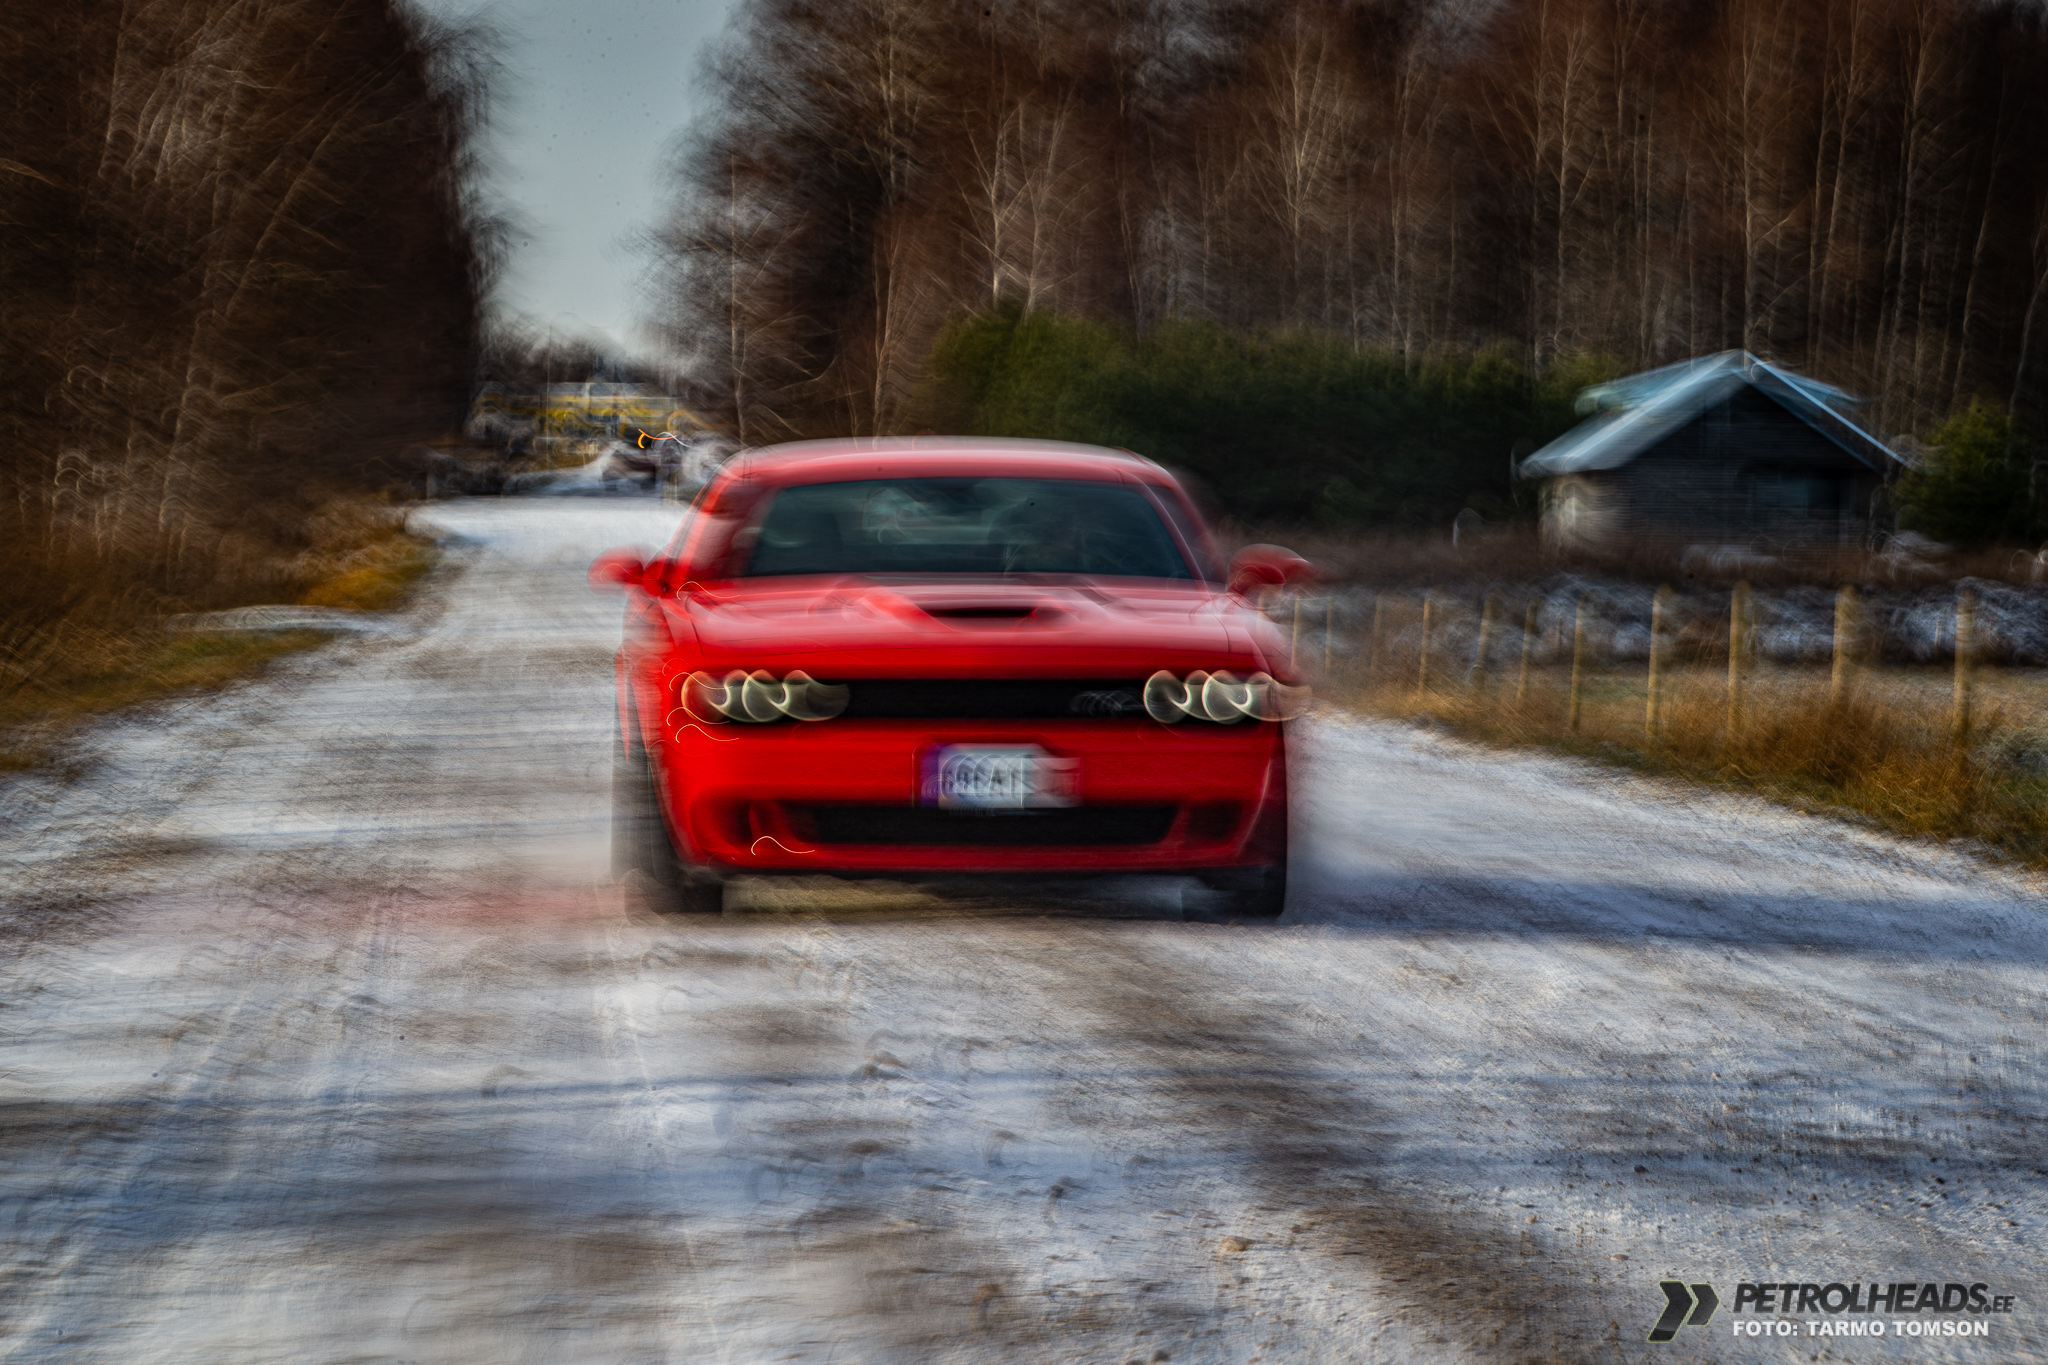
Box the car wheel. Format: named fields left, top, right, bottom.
left=613, top=708, right=724, bottom=914
left=1198, top=862, right=1287, bottom=920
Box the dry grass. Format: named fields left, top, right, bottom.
left=1331, top=648, right=2048, bottom=867
left=292, top=511, right=441, bottom=612
left=0, top=502, right=438, bottom=771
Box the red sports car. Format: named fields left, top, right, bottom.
left=592, top=437, right=1312, bottom=917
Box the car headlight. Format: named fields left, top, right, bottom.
left=1142, top=669, right=1307, bottom=724
left=680, top=669, right=849, bottom=723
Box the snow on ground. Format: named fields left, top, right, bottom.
left=0, top=498, right=2042, bottom=1363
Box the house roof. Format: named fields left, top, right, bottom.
left=1518, top=351, right=1904, bottom=479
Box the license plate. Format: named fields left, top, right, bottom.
left=922, top=745, right=1079, bottom=809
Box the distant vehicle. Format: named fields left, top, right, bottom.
left=591, top=437, right=1313, bottom=917
left=598, top=438, right=657, bottom=488
left=598, top=429, right=735, bottom=495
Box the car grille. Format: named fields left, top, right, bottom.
left=837, top=679, right=1153, bottom=720
left=799, top=804, right=1176, bottom=846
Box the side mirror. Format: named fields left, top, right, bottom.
left=1226, top=544, right=1316, bottom=598
left=589, top=546, right=653, bottom=593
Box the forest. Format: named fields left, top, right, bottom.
left=653, top=0, right=2048, bottom=529
left=0, top=0, right=492, bottom=714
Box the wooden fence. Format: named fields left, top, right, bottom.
left=1286, top=582, right=1991, bottom=744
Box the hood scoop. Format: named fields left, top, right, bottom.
left=920, top=602, right=1065, bottom=626
left=927, top=605, right=1036, bottom=619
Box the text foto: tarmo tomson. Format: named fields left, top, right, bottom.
left=1729, top=1282, right=2014, bottom=1339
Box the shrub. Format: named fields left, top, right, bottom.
left=1895, top=400, right=2038, bottom=547
left=906, top=306, right=1611, bottom=529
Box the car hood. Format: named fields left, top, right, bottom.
left=661, top=576, right=1281, bottom=677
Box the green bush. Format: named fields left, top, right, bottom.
left=1895, top=399, right=2038, bottom=547
left=905, top=305, right=1610, bottom=529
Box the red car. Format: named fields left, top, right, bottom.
left=592, top=437, right=1312, bottom=917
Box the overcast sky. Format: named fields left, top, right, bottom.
left=416, top=0, right=743, bottom=358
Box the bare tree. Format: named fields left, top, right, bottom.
left=652, top=0, right=2048, bottom=441
left=2, top=0, right=490, bottom=649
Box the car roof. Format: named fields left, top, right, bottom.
left=720, top=436, right=1174, bottom=486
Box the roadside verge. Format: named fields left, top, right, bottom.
left=0, top=502, right=439, bottom=772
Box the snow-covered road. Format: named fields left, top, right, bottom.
left=1, top=500, right=2041, bottom=1363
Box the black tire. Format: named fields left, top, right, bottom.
left=1199, top=862, right=1287, bottom=920
left=613, top=707, right=723, bottom=914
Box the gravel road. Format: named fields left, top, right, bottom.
left=1, top=500, right=2041, bottom=1364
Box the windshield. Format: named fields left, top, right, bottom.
left=739, top=477, right=1194, bottom=579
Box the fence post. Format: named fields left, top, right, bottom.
left=1417, top=595, right=1434, bottom=702
left=1953, top=587, right=1977, bottom=743
left=1646, top=584, right=1672, bottom=737
left=1831, top=584, right=1861, bottom=705
left=1473, top=591, right=1501, bottom=688
left=1567, top=592, right=1592, bottom=733
left=1726, top=580, right=1751, bottom=739
left=1516, top=599, right=1539, bottom=707
left=1367, top=594, right=1384, bottom=684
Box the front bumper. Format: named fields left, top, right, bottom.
left=654, top=718, right=1286, bottom=875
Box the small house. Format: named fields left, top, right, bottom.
left=1519, top=352, right=1905, bottom=555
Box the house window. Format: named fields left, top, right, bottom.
left=1745, top=469, right=1845, bottom=526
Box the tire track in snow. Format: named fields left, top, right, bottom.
left=1018, top=926, right=1584, bottom=1361
left=0, top=887, right=400, bottom=1356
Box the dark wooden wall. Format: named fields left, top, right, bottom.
left=1596, top=387, right=1882, bottom=546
